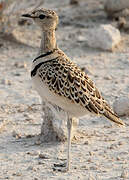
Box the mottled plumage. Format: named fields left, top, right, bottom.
left=22, top=8, right=125, bottom=172
left=32, top=49, right=124, bottom=125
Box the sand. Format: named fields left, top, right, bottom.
left=0, top=0, right=129, bottom=179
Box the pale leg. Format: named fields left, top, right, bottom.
left=53, top=115, right=73, bottom=172
left=67, top=116, right=73, bottom=171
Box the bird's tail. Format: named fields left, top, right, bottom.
left=103, top=106, right=125, bottom=126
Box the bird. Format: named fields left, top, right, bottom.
left=22, top=8, right=125, bottom=172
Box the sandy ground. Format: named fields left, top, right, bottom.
left=0, top=0, right=129, bottom=179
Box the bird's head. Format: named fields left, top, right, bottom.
left=22, top=8, right=59, bottom=31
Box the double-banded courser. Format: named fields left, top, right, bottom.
left=22, top=8, right=125, bottom=171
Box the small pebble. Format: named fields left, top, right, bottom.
left=12, top=172, right=22, bottom=176
left=25, top=134, right=34, bottom=138
left=27, top=166, right=36, bottom=171
left=104, top=75, right=112, bottom=80
left=35, top=140, right=41, bottom=145
left=26, top=151, right=39, bottom=156
left=90, top=166, right=98, bottom=170
left=14, top=73, right=21, bottom=76
left=34, top=178, right=38, bottom=180
left=1, top=79, right=11, bottom=85
left=113, top=96, right=129, bottom=116
left=70, top=0, right=79, bottom=5
left=38, top=161, right=45, bottom=165
left=87, top=158, right=92, bottom=163
left=118, top=141, right=124, bottom=146
left=13, top=62, right=26, bottom=68
left=12, top=130, right=21, bottom=139
left=121, top=169, right=128, bottom=178
left=84, top=140, right=89, bottom=145
left=116, top=156, right=121, bottom=161
left=88, top=174, right=95, bottom=180
left=109, top=144, right=118, bottom=149
left=24, top=62, right=27, bottom=69
left=39, top=153, right=49, bottom=159
left=4, top=177, right=9, bottom=179
left=89, top=151, right=94, bottom=156
left=81, top=165, right=89, bottom=170
left=81, top=66, right=93, bottom=75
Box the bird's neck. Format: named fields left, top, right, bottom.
left=38, top=29, right=57, bottom=55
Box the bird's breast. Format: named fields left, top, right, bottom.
left=31, top=75, right=89, bottom=118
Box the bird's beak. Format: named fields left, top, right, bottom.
left=22, top=14, right=32, bottom=18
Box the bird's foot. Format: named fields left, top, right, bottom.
left=52, top=162, right=68, bottom=172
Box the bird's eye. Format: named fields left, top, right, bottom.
left=39, top=14, right=46, bottom=19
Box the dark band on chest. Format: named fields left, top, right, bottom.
left=31, top=57, right=58, bottom=77
left=33, top=51, right=54, bottom=62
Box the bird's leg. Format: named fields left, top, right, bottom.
left=66, top=115, right=73, bottom=171
left=53, top=115, right=73, bottom=172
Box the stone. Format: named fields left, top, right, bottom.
left=85, top=24, right=121, bottom=51
left=121, top=169, right=128, bottom=178
left=113, top=96, right=129, bottom=116
left=40, top=101, right=79, bottom=142
left=104, top=0, right=129, bottom=14
left=0, top=0, right=44, bottom=33
left=118, top=17, right=129, bottom=31
left=104, top=0, right=129, bottom=21
left=70, top=0, right=79, bottom=5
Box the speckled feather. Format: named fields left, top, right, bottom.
left=36, top=49, right=124, bottom=126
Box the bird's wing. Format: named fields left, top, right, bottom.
left=37, top=55, right=124, bottom=126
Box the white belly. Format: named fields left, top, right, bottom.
left=32, top=75, right=89, bottom=118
